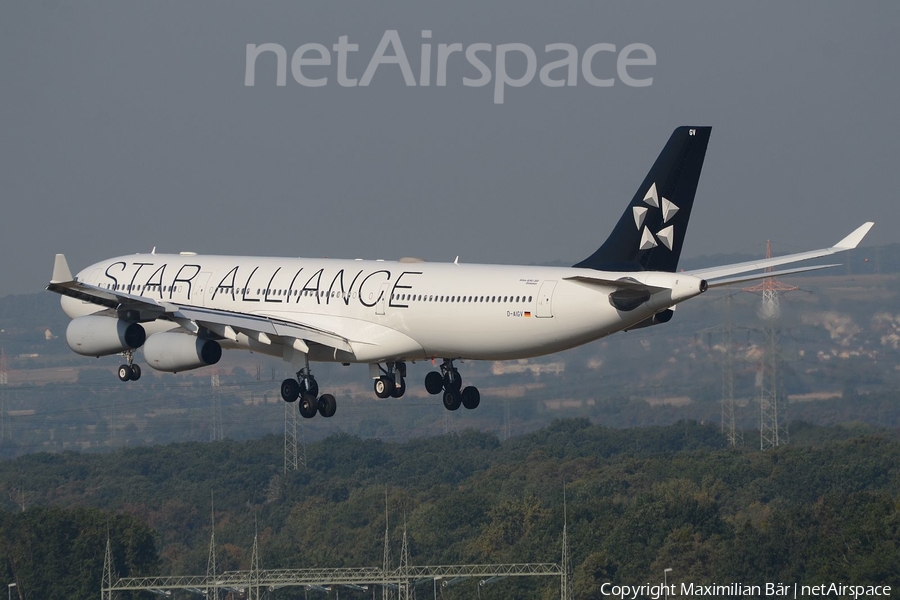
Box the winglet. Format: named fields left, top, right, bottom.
left=833, top=222, right=874, bottom=250
left=51, top=254, right=73, bottom=283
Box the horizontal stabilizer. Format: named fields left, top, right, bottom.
left=564, top=275, right=668, bottom=294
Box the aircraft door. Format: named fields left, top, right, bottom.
left=195, top=272, right=212, bottom=307
left=375, top=282, right=390, bottom=315
left=535, top=280, right=557, bottom=318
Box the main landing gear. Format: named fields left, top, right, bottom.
left=117, top=350, right=142, bottom=382
left=280, top=365, right=336, bottom=418
left=373, top=362, right=407, bottom=399
left=425, top=359, right=480, bottom=411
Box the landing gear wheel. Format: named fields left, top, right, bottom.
left=461, top=386, right=480, bottom=410
left=130, top=364, right=142, bottom=381
left=299, top=394, right=318, bottom=418
left=390, top=378, right=406, bottom=398
left=118, top=365, right=133, bottom=382
left=374, top=376, right=395, bottom=399
left=443, top=390, right=461, bottom=411
left=318, top=394, right=337, bottom=418
left=425, top=371, right=443, bottom=395
left=281, top=379, right=301, bottom=402
left=443, top=369, right=462, bottom=393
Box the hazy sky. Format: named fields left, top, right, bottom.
left=2, top=2, right=897, bottom=298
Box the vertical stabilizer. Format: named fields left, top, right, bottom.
left=574, top=126, right=711, bottom=272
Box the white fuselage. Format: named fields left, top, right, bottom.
left=61, top=253, right=704, bottom=364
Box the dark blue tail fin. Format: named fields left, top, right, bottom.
left=574, top=126, right=711, bottom=273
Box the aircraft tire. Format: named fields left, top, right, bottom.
left=318, top=394, right=337, bottom=418
left=281, top=379, right=301, bottom=402
left=374, top=376, right=394, bottom=399
left=390, top=377, right=406, bottom=398
left=461, top=386, right=480, bottom=410
left=130, top=364, right=142, bottom=381
left=299, top=394, right=318, bottom=418
left=424, top=371, right=443, bottom=395
left=443, top=390, right=461, bottom=411
left=118, top=365, right=133, bottom=382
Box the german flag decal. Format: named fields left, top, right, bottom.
left=524, top=311, right=531, bottom=317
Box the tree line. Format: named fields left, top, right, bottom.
left=1, top=419, right=899, bottom=598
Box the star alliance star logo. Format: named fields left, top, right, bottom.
left=632, top=182, right=678, bottom=251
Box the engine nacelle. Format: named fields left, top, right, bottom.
left=143, top=332, right=222, bottom=373
left=625, top=309, right=674, bottom=331
left=66, top=316, right=146, bottom=357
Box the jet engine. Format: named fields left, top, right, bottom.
left=625, top=309, right=674, bottom=331
left=143, top=332, right=222, bottom=373
left=66, top=316, right=146, bottom=357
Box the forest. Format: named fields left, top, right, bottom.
left=2, top=417, right=899, bottom=598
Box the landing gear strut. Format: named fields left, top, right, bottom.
left=280, top=360, right=336, bottom=418
left=373, top=362, right=406, bottom=399
left=426, top=359, right=480, bottom=411
left=118, top=350, right=141, bottom=382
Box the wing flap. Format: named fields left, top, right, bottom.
left=165, top=306, right=354, bottom=354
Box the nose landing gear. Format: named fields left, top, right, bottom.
left=117, top=350, right=142, bottom=381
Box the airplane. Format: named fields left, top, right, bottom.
left=47, top=126, right=873, bottom=419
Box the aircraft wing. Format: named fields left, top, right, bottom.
left=172, top=306, right=353, bottom=353
left=686, top=222, right=874, bottom=287
left=47, top=255, right=353, bottom=354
